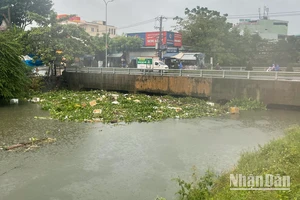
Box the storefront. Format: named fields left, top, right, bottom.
left=170, top=52, right=205, bottom=69
left=163, top=48, right=180, bottom=69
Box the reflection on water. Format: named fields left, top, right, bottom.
left=0, top=103, right=299, bottom=200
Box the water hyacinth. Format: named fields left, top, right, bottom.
left=36, top=91, right=266, bottom=124
left=37, top=90, right=226, bottom=123
left=226, top=98, right=267, bottom=111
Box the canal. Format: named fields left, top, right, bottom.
left=0, top=103, right=300, bottom=200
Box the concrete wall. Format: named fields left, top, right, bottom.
left=65, top=72, right=211, bottom=97
left=64, top=72, right=300, bottom=106
left=211, top=79, right=300, bottom=106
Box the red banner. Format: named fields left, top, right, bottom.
left=140, top=31, right=182, bottom=47
left=174, top=33, right=182, bottom=47
left=145, top=32, right=159, bottom=47
left=145, top=32, right=169, bottom=47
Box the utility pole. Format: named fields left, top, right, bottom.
left=103, top=0, right=114, bottom=68
left=158, top=16, right=163, bottom=60
left=155, top=16, right=166, bottom=60
left=8, top=5, right=10, bottom=26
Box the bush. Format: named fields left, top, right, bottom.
left=0, top=30, right=29, bottom=99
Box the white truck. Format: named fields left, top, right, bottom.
left=136, top=57, right=169, bottom=71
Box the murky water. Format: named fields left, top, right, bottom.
left=0, top=103, right=300, bottom=200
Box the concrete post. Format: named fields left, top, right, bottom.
left=222, top=70, right=225, bottom=78
left=247, top=71, right=250, bottom=79
left=180, top=69, right=182, bottom=76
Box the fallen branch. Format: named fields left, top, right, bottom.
left=3, top=138, right=56, bottom=151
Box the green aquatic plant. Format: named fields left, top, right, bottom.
left=226, top=98, right=267, bottom=111
left=36, top=90, right=226, bottom=123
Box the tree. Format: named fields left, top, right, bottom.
left=174, top=7, right=234, bottom=65
left=25, top=12, right=98, bottom=75
left=0, top=29, right=29, bottom=99
left=270, top=36, right=300, bottom=67
left=109, top=35, right=143, bottom=53
left=174, top=6, right=268, bottom=66
left=0, top=0, right=53, bottom=29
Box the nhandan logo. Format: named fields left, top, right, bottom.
left=230, top=174, right=290, bottom=191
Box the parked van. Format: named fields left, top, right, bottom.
left=136, top=57, right=169, bottom=70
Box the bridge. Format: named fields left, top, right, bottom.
left=64, top=67, right=300, bottom=107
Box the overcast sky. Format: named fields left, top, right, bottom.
left=52, top=0, right=300, bottom=35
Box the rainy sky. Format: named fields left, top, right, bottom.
left=52, top=0, right=300, bottom=35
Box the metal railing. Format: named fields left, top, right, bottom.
left=65, top=67, right=300, bottom=81
left=220, top=66, right=300, bottom=72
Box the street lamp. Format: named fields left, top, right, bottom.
left=103, top=0, right=114, bottom=68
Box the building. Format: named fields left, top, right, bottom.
left=236, top=8, right=288, bottom=41
left=57, top=14, right=117, bottom=38
left=237, top=18, right=288, bottom=40
left=126, top=31, right=183, bottom=60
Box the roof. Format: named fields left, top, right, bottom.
left=163, top=52, right=178, bottom=58
left=181, top=53, right=197, bottom=61
left=108, top=53, right=123, bottom=58
left=172, top=52, right=184, bottom=59
left=171, top=52, right=203, bottom=60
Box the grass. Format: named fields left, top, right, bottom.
left=166, top=126, right=300, bottom=200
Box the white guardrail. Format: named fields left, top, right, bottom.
left=219, top=67, right=300, bottom=72
left=65, top=67, right=300, bottom=81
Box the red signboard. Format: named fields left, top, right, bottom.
left=145, top=32, right=159, bottom=46
left=174, top=33, right=182, bottom=47
left=131, top=31, right=182, bottom=47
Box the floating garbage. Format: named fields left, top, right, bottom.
left=10, top=99, right=19, bottom=104
left=229, top=107, right=240, bottom=114
left=31, top=97, right=40, bottom=103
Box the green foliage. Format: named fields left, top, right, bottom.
left=174, top=7, right=233, bottom=65
left=174, top=169, right=215, bottom=200
left=0, top=0, right=53, bottom=28
left=175, top=6, right=300, bottom=66
left=212, top=126, right=300, bottom=199
left=28, top=76, right=45, bottom=96
left=36, top=90, right=226, bottom=123
left=25, top=11, right=96, bottom=66
left=110, top=35, right=143, bottom=53
left=226, top=98, right=267, bottom=110
left=0, top=30, right=29, bottom=99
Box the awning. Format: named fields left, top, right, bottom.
left=171, top=52, right=184, bottom=59
left=163, top=52, right=178, bottom=58
left=181, top=54, right=197, bottom=61
left=174, top=53, right=202, bottom=61
left=108, top=53, right=123, bottom=58
left=129, top=51, right=157, bottom=60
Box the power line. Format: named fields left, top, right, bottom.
left=118, top=18, right=156, bottom=30
left=166, top=11, right=300, bottom=21
left=228, top=13, right=300, bottom=19
left=228, top=11, right=300, bottom=17
left=115, top=10, right=300, bottom=31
